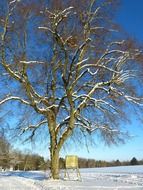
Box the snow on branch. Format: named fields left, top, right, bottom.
left=94, top=125, right=119, bottom=134
left=38, top=26, right=54, bottom=34
left=125, top=95, right=143, bottom=106
left=8, top=0, right=20, bottom=15
left=80, top=63, right=120, bottom=74
left=0, top=96, right=31, bottom=106
left=9, top=0, right=17, bottom=5
left=87, top=68, right=98, bottom=76
left=45, top=6, right=74, bottom=18
left=109, top=86, right=143, bottom=106
left=75, top=119, right=119, bottom=134
left=56, top=116, right=70, bottom=131
left=20, top=119, right=47, bottom=135
left=20, top=61, right=46, bottom=65
left=114, top=70, right=137, bottom=84
left=75, top=80, right=111, bottom=114
left=96, top=50, right=129, bottom=68
left=71, top=38, right=91, bottom=64
left=76, top=58, right=89, bottom=67
left=9, top=0, right=20, bottom=5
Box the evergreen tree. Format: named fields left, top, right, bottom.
left=130, top=157, right=139, bottom=165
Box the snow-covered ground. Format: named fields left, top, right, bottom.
left=0, top=166, right=143, bottom=190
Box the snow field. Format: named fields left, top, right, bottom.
left=0, top=166, right=143, bottom=190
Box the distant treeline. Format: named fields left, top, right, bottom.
left=59, top=157, right=143, bottom=169
left=79, top=157, right=143, bottom=168
left=0, top=134, right=47, bottom=171
left=0, top=135, right=142, bottom=170
left=0, top=150, right=47, bottom=171
left=1, top=151, right=143, bottom=171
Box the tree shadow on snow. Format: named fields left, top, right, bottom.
left=0, top=171, right=48, bottom=181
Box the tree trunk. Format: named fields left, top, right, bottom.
left=47, top=112, right=60, bottom=179
left=50, top=149, right=60, bottom=179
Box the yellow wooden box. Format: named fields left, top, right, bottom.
left=65, top=155, right=78, bottom=169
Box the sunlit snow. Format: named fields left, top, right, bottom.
left=0, top=166, right=143, bottom=190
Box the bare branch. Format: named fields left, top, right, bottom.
left=125, top=95, right=143, bottom=106
left=75, top=123, right=119, bottom=134
left=20, top=119, right=47, bottom=135
left=38, top=26, right=55, bottom=34
left=0, top=96, right=31, bottom=106
left=20, top=61, right=46, bottom=65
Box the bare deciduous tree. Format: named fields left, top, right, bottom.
left=0, top=0, right=143, bottom=179
left=0, top=132, right=11, bottom=169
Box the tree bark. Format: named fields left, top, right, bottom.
left=48, top=112, right=60, bottom=179
left=50, top=149, right=60, bottom=179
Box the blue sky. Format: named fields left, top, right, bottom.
left=12, top=0, right=143, bottom=162
left=117, top=0, right=143, bottom=43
